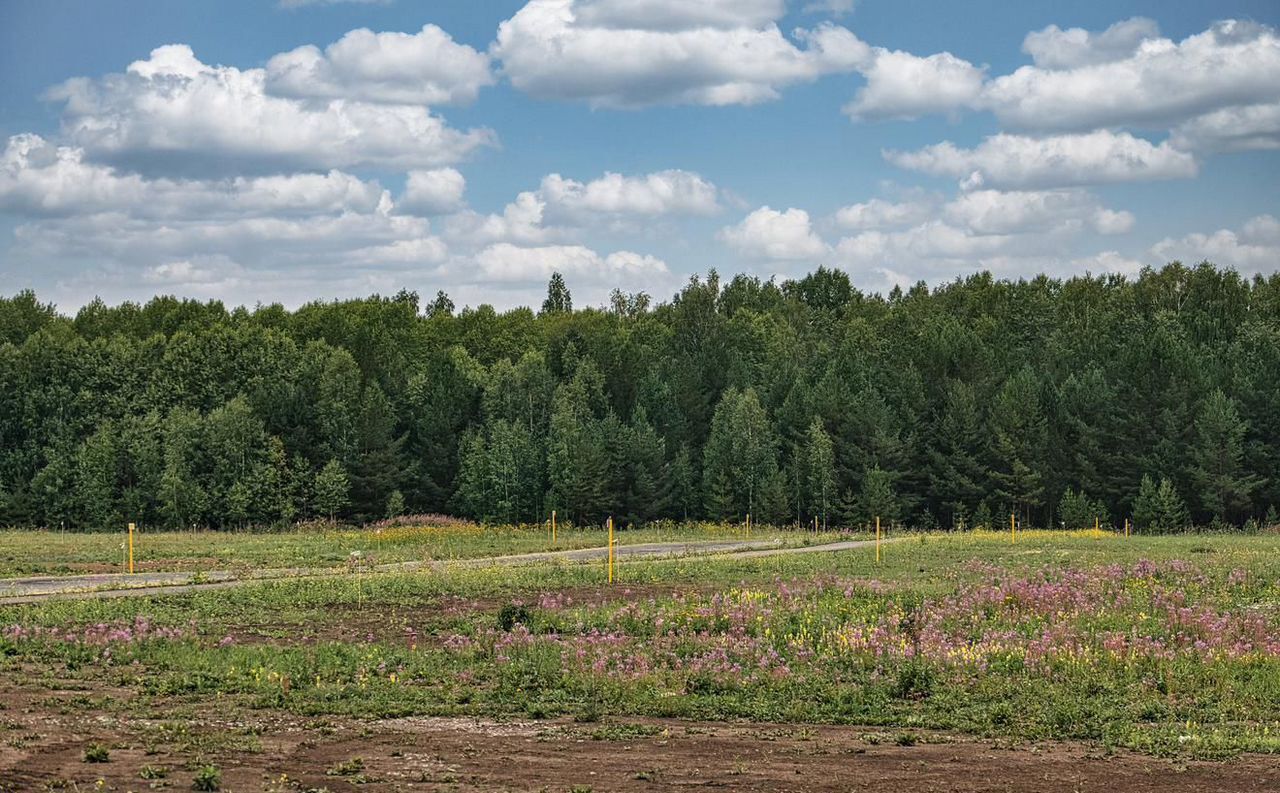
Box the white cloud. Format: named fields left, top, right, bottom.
left=1021, top=17, right=1160, bottom=69
left=0, top=134, right=387, bottom=219
left=443, top=168, right=720, bottom=245
left=492, top=0, right=870, bottom=107
left=1170, top=102, right=1280, bottom=153
left=1149, top=214, right=1280, bottom=274
left=803, top=0, right=856, bottom=16
left=473, top=242, right=668, bottom=283
left=399, top=168, right=467, bottom=216
left=885, top=131, right=1198, bottom=189
left=845, top=49, right=985, bottom=120
left=265, top=25, right=494, bottom=106
left=572, top=0, right=785, bottom=31
left=832, top=196, right=938, bottom=231
left=828, top=184, right=1141, bottom=289
left=720, top=206, right=828, bottom=260
left=985, top=20, right=1280, bottom=132
left=444, top=191, right=556, bottom=247
left=538, top=170, right=720, bottom=218
left=943, top=189, right=1133, bottom=235
left=48, top=44, right=495, bottom=175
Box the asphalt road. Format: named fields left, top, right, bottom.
left=0, top=536, right=891, bottom=604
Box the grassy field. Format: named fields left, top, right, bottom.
left=0, top=520, right=822, bottom=577
left=1, top=530, right=1278, bottom=789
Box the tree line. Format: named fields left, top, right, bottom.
left=1, top=262, right=1277, bottom=532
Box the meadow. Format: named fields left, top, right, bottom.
left=0, top=519, right=818, bottom=578
left=1, top=529, right=1278, bottom=790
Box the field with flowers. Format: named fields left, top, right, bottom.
left=1, top=531, right=1279, bottom=790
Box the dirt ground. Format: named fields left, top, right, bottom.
left=2, top=695, right=1276, bottom=793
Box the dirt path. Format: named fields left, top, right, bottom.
left=0, top=537, right=892, bottom=604
left=1, top=708, right=1272, bottom=793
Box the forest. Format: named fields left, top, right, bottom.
left=0, top=262, right=1276, bottom=533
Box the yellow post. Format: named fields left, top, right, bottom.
left=745, top=512, right=751, bottom=537
left=1095, top=515, right=1100, bottom=538
left=128, top=522, right=135, bottom=574
left=551, top=510, right=557, bottom=546
left=875, top=516, right=881, bottom=564
left=1010, top=512, right=1016, bottom=545
left=1125, top=517, right=1130, bottom=537
left=607, top=516, right=615, bottom=584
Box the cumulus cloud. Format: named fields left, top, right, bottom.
left=572, top=0, right=785, bottom=31
left=0, top=134, right=388, bottom=219
left=845, top=49, right=985, bottom=121
left=47, top=44, right=495, bottom=175
left=444, top=169, right=720, bottom=245
left=832, top=196, right=938, bottom=231
left=984, top=20, right=1280, bottom=132
left=473, top=242, right=668, bottom=282
left=1149, top=214, right=1280, bottom=274
left=1170, top=102, right=1280, bottom=153
left=492, top=0, right=870, bottom=107
left=885, top=130, right=1198, bottom=189
left=538, top=170, right=720, bottom=218
left=265, top=25, right=494, bottom=106
left=399, top=168, right=467, bottom=216
left=720, top=206, right=828, bottom=260
left=943, top=189, right=1133, bottom=236
left=1021, top=17, right=1160, bottom=69
left=828, top=184, right=1141, bottom=289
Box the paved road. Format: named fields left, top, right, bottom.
left=0, top=536, right=891, bottom=604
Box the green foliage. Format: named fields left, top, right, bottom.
left=1058, top=487, right=1108, bottom=530
left=702, top=388, right=785, bottom=522
left=385, top=489, right=405, bottom=519
left=1133, top=475, right=1191, bottom=534
left=1190, top=390, right=1264, bottom=523
left=313, top=459, right=351, bottom=523
left=192, top=764, right=221, bottom=791
left=1, top=263, right=1277, bottom=532
left=83, top=742, right=110, bottom=762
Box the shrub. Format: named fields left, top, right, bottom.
left=192, top=764, right=220, bottom=791
left=83, top=743, right=110, bottom=763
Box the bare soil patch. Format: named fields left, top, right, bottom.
left=1, top=688, right=1275, bottom=792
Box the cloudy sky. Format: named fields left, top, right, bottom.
left=1, top=0, right=1278, bottom=311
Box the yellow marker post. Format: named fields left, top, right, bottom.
left=745, top=512, right=751, bottom=538
left=875, top=515, right=881, bottom=564
left=1095, top=515, right=1100, bottom=538
left=1125, top=517, right=1130, bottom=537
left=607, top=516, right=615, bottom=584
left=128, top=522, right=135, bottom=574
left=1010, top=512, right=1016, bottom=545
left=551, top=510, right=557, bottom=546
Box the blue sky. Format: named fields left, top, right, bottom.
left=1, top=0, right=1277, bottom=311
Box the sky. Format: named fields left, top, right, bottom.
left=1, top=0, right=1278, bottom=312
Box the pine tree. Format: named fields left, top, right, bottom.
left=385, top=489, right=405, bottom=519
left=540, top=272, right=573, bottom=315
left=802, top=417, right=836, bottom=530
left=1154, top=477, right=1190, bottom=532
left=1190, top=389, right=1263, bottom=524
left=313, top=459, right=351, bottom=523
left=989, top=367, right=1047, bottom=525
left=1132, top=475, right=1160, bottom=534
left=702, top=388, right=785, bottom=522
left=859, top=465, right=899, bottom=524
left=1058, top=487, right=1107, bottom=530
left=927, top=380, right=987, bottom=529
left=1134, top=474, right=1190, bottom=533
